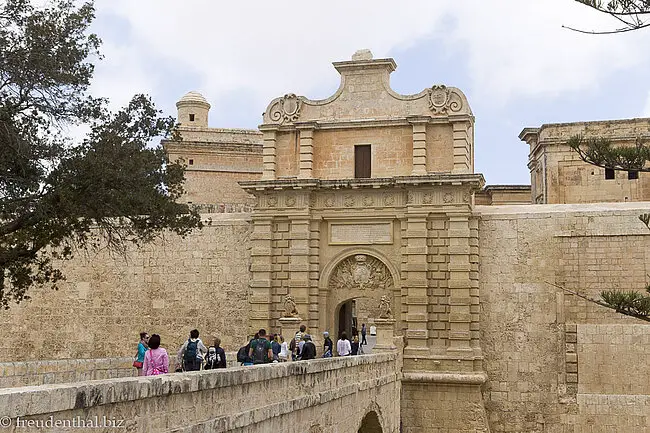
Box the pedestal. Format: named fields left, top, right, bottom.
left=278, top=317, right=303, bottom=341
left=373, top=318, right=396, bottom=352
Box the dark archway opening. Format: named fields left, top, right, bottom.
left=337, top=299, right=357, bottom=339
left=358, top=410, right=382, bottom=433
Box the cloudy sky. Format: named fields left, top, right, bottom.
left=88, top=0, right=650, bottom=185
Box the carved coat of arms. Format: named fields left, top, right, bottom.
left=330, top=254, right=392, bottom=291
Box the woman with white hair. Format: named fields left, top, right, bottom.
left=322, top=331, right=333, bottom=358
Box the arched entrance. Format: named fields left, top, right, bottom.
left=337, top=298, right=356, bottom=339
left=358, top=411, right=382, bottom=433
left=319, top=250, right=401, bottom=341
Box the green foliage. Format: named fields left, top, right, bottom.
left=568, top=135, right=650, bottom=171
left=0, top=0, right=201, bottom=308
left=601, top=288, right=650, bottom=317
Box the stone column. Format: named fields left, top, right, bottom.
left=297, top=123, right=316, bottom=179
left=446, top=213, right=473, bottom=353
left=409, top=117, right=428, bottom=175
left=261, top=128, right=277, bottom=180
left=451, top=120, right=471, bottom=174
left=249, top=217, right=273, bottom=335
left=402, top=213, right=429, bottom=354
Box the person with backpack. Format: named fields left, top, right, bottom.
left=237, top=333, right=257, bottom=366
left=143, top=334, right=168, bottom=376
left=204, top=337, right=227, bottom=369
left=248, top=329, right=273, bottom=365
left=176, top=329, right=207, bottom=372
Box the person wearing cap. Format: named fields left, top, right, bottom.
left=322, top=331, right=333, bottom=358
left=300, top=334, right=316, bottom=360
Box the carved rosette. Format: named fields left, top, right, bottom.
left=428, top=85, right=462, bottom=115
left=329, top=254, right=393, bottom=292
left=268, top=93, right=302, bottom=124
left=285, top=195, right=296, bottom=207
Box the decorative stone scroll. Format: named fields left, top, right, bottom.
left=428, top=85, right=463, bottom=115
left=268, top=93, right=302, bottom=124
left=330, top=254, right=392, bottom=292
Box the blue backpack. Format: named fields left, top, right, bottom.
left=184, top=339, right=198, bottom=363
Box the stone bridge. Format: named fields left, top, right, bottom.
left=0, top=352, right=401, bottom=433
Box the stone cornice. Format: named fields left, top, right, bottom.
left=240, top=174, right=485, bottom=192
left=259, top=115, right=475, bottom=132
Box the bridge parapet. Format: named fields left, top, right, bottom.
left=0, top=352, right=401, bottom=432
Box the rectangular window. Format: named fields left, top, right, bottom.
left=355, top=145, right=371, bottom=179
left=189, top=159, right=194, bottom=165
left=189, top=113, right=195, bottom=122
left=628, top=170, right=639, bottom=180
left=605, top=168, right=615, bottom=180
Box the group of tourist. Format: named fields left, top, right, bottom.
left=134, top=323, right=370, bottom=375
left=133, top=329, right=226, bottom=376
left=237, top=323, right=369, bottom=365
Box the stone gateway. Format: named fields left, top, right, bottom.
left=1, top=50, right=650, bottom=433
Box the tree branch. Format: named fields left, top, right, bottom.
left=545, top=281, right=650, bottom=322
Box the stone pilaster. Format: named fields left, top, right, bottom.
left=446, top=213, right=472, bottom=353
left=451, top=121, right=471, bottom=174
left=297, top=123, right=316, bottom=179
left=402, top=213, right=429, bottom=354
left=308, top=218, right=321, bottom=333
left=288, top=217, right=311, bottom=325
left=409, top=117, right=428, bottom=175
left=261, top=128, right=277, bottom=180
left=249, top=217, right=273, bottom=335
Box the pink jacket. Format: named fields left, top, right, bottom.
left=143, top=348, right=169, bottom=376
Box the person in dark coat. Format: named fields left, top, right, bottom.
left=300, top=334, right=316, bottom=360
left=322, top=331, right=333, bottom=357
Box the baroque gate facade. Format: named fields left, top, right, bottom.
left=241, top=50, right=491, bottom=431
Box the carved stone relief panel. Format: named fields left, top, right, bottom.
left=329, top=254, right=393, bottom=292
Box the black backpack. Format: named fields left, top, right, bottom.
left=252, top=338, right=267, bottom=364
left=237, top=345, right=249, bottom=363
left=184, top=339, right=198, bottom=363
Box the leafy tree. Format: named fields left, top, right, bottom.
left=569, top=0, right=650, bottom=34
left=0, top=0, right=201, bottom=308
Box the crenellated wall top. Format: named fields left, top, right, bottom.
left=261, top=50, right=473, bottom=128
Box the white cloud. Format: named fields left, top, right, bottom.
left=92, top=0, right=650, bottom=115
left=644, top=92, right=650, bottom=117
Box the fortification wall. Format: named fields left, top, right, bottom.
left=0, top=214, right=252, bottom=363
left=478, top=202, right=650, bottom=433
